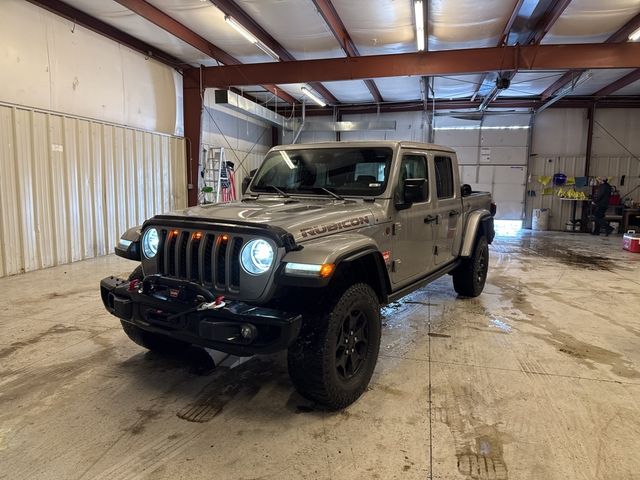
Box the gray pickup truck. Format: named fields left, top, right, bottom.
left=101, top=141, right=495, bottom=409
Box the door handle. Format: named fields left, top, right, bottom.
left=449, top=210, right=460, bottom=217
left=424, top=215, right=438, bottom=224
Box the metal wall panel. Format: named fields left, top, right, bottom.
left=526, top=108, right=640, bottom=230
left=525, top=155, right=587, bottom=230
left=0, top=104, right=187, bottom=278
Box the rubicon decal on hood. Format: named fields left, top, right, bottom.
left=300, top=216, right=371, bottom=238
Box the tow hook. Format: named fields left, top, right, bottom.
left=198, top=295, right=226, bottom=311
left=128, top=279, right=141, bottom=292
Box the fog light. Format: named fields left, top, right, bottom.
left=240, top=324, right=257, bottom=341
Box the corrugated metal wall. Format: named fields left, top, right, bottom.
left=0, top=103, right=187, bottom=278
left=526, top=108, right=640, bottom=230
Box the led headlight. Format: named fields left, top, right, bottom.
left=240, top=239, right=274, bottom=275
left=141, top=227, right=160, bottom=258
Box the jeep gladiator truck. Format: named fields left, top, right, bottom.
left=101, top=141, right=495, bottom=409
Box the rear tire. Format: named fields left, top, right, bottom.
left=287, top=283, right=381, bottom=410
left=120, top=265, right=190, bottom=355
left=453, top=235, right=489, bottom=297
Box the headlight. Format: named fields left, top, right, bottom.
left=240, top=239, right=274, bottom=275
left=142, top=228, right=160, bottom=258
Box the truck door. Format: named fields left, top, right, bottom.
left=391, top=152, right=435, bottom=286
left=430, top=154, right=463, bottom=266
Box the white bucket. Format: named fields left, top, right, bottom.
left=532, top=208, right=550, bottom=231
left=610, top=221, right=619, bottom=234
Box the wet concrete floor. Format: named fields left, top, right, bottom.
left=1, top=229, right=640, bottom=479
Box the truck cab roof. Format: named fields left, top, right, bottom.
left=270, top=141, right=456, bottom=155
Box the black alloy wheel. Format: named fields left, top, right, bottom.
left=336, top=309, right=369, bottom=380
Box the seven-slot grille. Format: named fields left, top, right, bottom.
left=157, top=228, right=244, bottom=292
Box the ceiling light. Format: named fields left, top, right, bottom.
left=255, top=42, right=280, bottom=61
left=629, top=26, right=640, bottom=41
left=301, top=87, right=326, bottom=107
left=414, top=0, right=425, bottom=51
left=224, top=15, right=280, bottom=60
left=224, top=15, right=258, bottom=43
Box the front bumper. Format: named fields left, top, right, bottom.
left=100, top=275, right=302, bottom=356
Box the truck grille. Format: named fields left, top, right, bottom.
left=158, top=229, right=244, bottom=292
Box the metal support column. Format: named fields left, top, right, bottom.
left=183, top=68, right=204, bottom=207
left=585, top=104, right=595, bottom=178
left=580, top=103, right=596, bottom=232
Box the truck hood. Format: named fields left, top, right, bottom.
left=160, top=198, right=380, bottom=243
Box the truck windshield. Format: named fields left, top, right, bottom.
left=251, top=147, right=393, bottom=197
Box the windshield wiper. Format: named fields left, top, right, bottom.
left=296, top=186, right=345, bottom=201
left=265, top=184, right=290, bottom=198
left=317, top=187, right=344, bottom=201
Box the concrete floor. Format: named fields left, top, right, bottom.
left=1, top=229, right=640, bottom=480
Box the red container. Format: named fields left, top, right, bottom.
left=623, top=232, right=640, bottom=253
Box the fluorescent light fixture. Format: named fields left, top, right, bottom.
left=629, top=26, right=640, bottom=41
left=414, top=0, right=425, bottom=51
left=281, top=151, right=296, bottom=169
left=255, top=42, right=280, bottom=61
left=224, top=15, right=280, bottom=60
left=224, top=15, right=258, bottom=43
left=301, top=86, right=326, bottom=107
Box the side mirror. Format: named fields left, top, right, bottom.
left=396, top=178, right=428, bottom=209
left=461, top=184, right=472, bottom=197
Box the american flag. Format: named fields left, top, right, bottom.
left=220, top=161, right=236, bottom=203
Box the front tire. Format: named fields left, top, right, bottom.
left=453, top=235, right=489, bottom=297
left=287, top=283, right=381, bottom=410
left=120, top=265, right=190, bottom=355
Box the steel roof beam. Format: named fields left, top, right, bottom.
left=471, top=0, right=525, bottom=101
left=209, top=0, right=339, bottom=105
left=479, top=0, right=571, bottom=108
left=274, top=97, right=640, bottom=116
left=311, top=0, right=383, bottom=103
left=113, top=0, right=295, bottom=104
left=541, top=12, right=640, bottom=100
left=593, top=69, right=640, bottom=97
left=196, top=43, right=640, bottom=88
left=605, top=11, right=640, bottom=43
left=522, top=0, right=572, bottom=45
left=26, top=0, right=185, bottom=68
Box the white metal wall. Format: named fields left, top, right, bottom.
left=0, top=104, right=187, bottom=278
left=0, top=0, right=183, bottom=135
left=527, top=108, right=640, bottom=230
